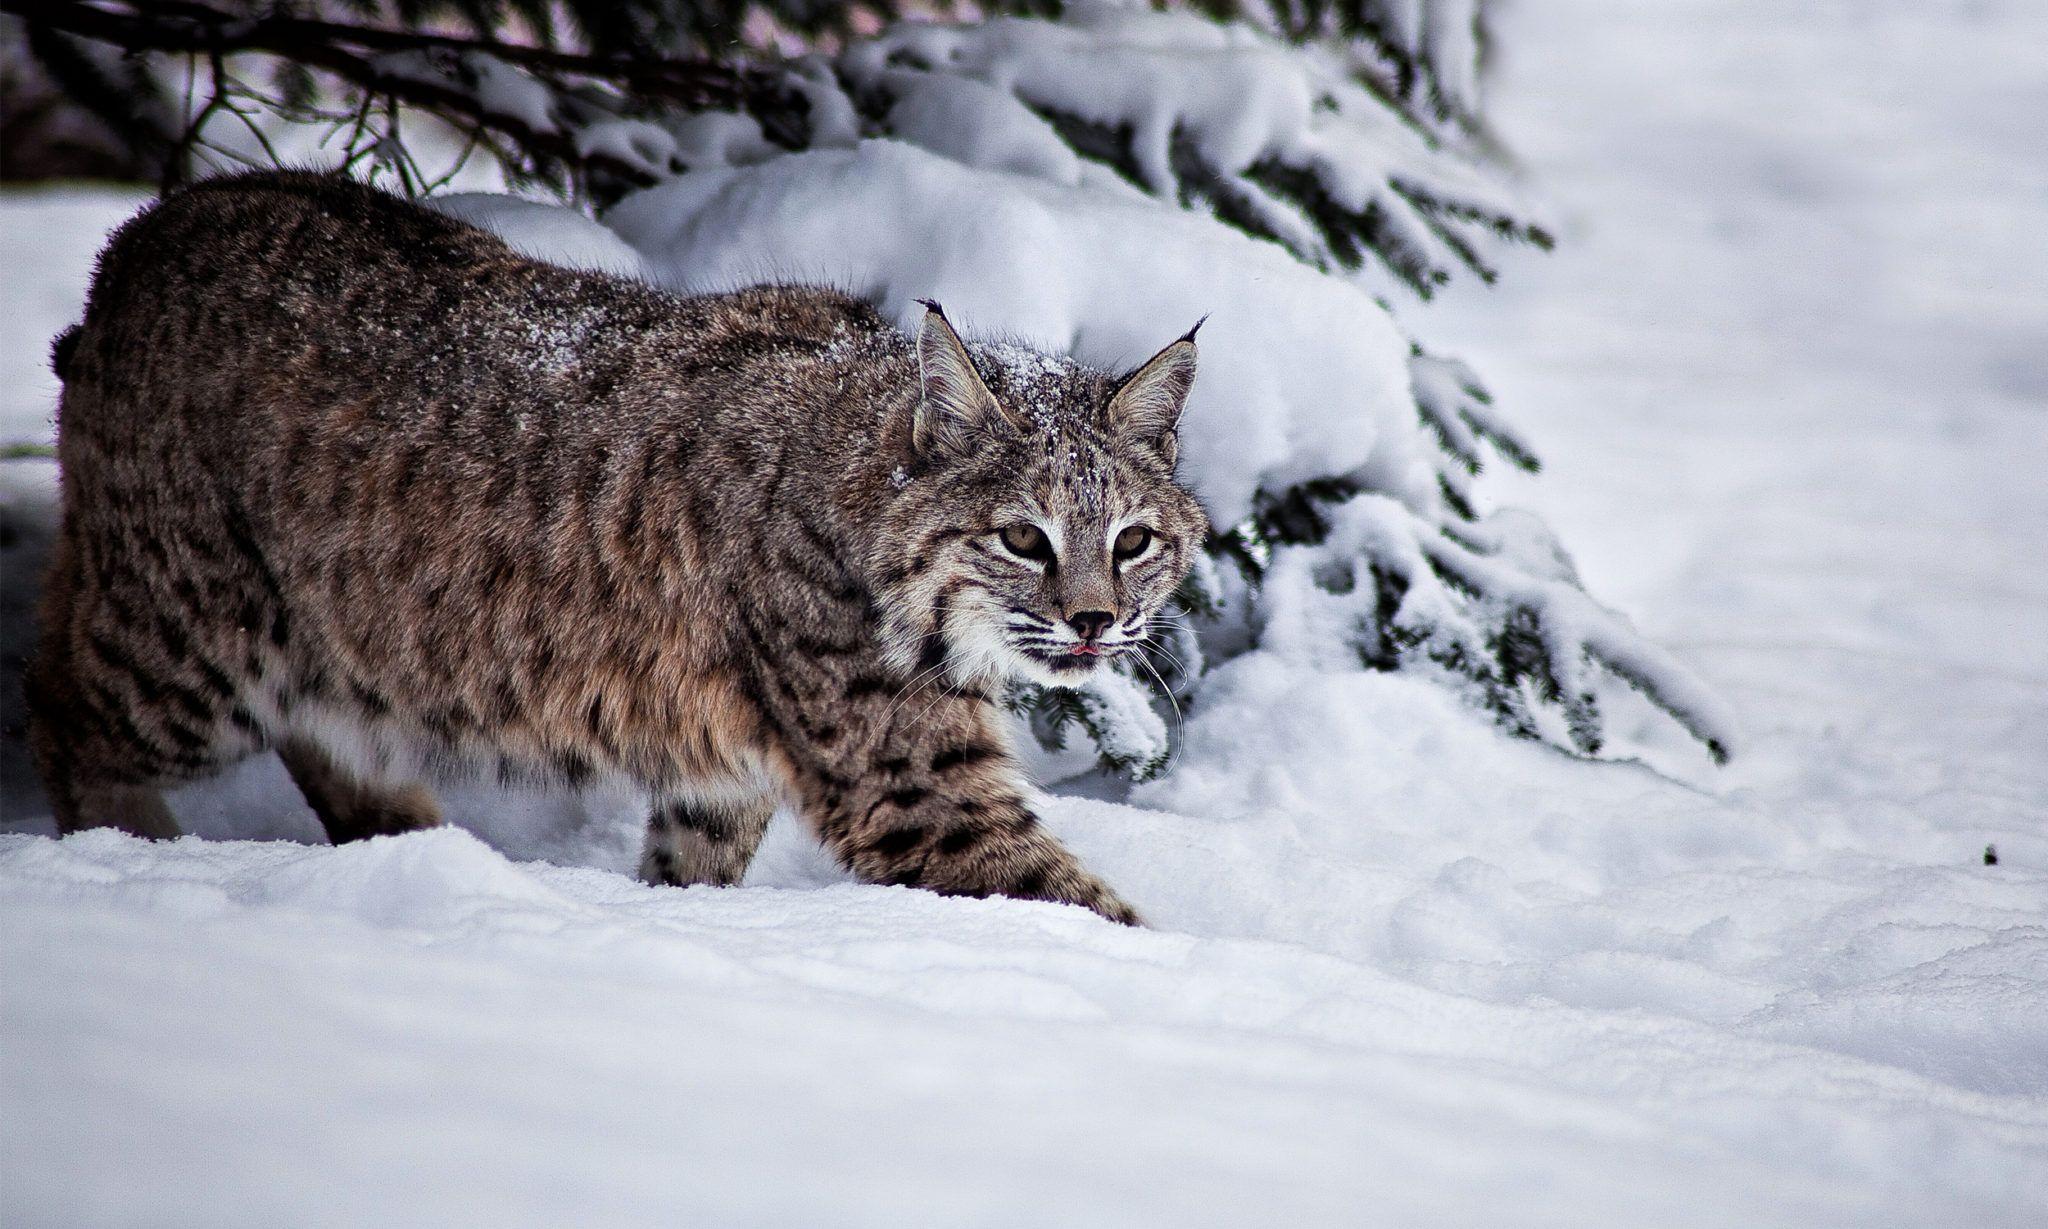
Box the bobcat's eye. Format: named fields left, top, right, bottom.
left=1113, top=526, right=1154, bottom=560
left=999, top=523, right=1054, bottom=561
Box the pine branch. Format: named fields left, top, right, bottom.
left=837, top=13, right=1549, bottom=296
left=2, top=0, right=790, bottom=188
left=10, top=1, right=751, bottom=85
left=16, top=16, right=179, bottom=175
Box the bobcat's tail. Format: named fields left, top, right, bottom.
left=50, top=325, right=82, bottom=382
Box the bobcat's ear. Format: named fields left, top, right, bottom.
left=1108, top=319, right=1202, bottom=465
left=914, top=301, right=1017, bottom=454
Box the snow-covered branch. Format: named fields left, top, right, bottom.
left=837, top=6, right=1551, bottom=295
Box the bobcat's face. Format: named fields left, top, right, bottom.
left=876, top=306, right=1208, bottom=689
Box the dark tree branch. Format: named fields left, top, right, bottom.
left=9, top=1, right=773, bottom=97
left=3, top=0, right=792, bottom=189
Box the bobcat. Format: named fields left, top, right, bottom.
left=27, top=170, right=1209, bottom=925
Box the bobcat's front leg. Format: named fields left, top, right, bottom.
left=788, top=683, right=1140, bottom=926
left=640, top=793, right=776, bottom=888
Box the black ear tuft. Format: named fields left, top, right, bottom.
left=1179, top=314, right=1209, bottom=346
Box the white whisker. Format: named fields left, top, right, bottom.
left=1131, top=653, right=1185, bottom=766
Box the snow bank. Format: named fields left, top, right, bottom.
left=605, top=138, right=1424, bottom=528
left=6, top=823, right=2044, bottom=1228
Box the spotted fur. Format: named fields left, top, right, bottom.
left=27, top=169, right=1208, bottom=925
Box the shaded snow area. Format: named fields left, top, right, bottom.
left=5, top=2, right=2048, bottom=1225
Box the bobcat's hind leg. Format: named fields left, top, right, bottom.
left=26, top=618, right=191, bottom=841
left=640, top=793, right=776, bottom=887
left=28, top=694, right=179, bottom=837
left=278, top=738, right=442, bottom=844
left=53, top=779, right=182, bottom=839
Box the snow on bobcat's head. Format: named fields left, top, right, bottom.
left=872, top=302, right=1209, bottom=690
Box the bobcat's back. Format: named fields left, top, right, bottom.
left=37, top=170, right=905, bottom=801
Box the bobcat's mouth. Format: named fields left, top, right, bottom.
left=1022, top=647, right=1101, bottom=669
left=1012, top=642, right=1133, bottom=683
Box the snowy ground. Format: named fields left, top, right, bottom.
left=4, top=2, right=2046, bottom=1225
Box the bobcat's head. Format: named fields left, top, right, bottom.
left=874, top=303, right=1209, bottom=690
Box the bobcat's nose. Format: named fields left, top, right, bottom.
left=1067, top=610, right=1114, bottom=641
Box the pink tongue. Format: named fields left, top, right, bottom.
left=1070, top=644, right=1101, bottom=656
